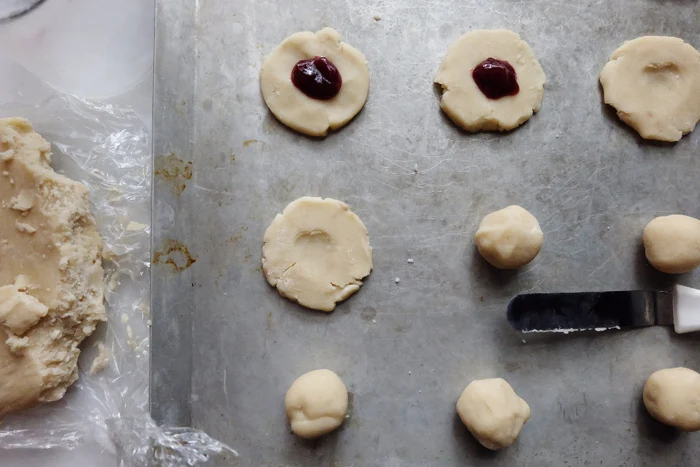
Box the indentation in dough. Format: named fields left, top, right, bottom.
left=644, top=62, right=680, bottom=74
left=295, top=230, right=332, bottom=249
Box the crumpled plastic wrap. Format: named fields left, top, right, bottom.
left=0, top=59, right=235, bottom=465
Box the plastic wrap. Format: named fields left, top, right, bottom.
left=0, top=59, right=235, bottom=465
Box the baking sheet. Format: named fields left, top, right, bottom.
left=151, top=1, right=700, bottom=465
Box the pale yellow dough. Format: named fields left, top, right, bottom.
left=456, top=378, right=531, bottom=450
left=260, top=28, right=370, bottom=137
left=643, top=214, right=700, bottom=274
left=435, top=29, right=546, bottom=132
left=643, top=367, right=700, bottom=431
left=284, top=369, right=348, bottom=439
left=600, top=36, right=700, bottom=142
left=475, top=205, right=543, bottom=269
left=0, top=118, right=106, bottom=415
left=262, top=196, right=372, bottom=312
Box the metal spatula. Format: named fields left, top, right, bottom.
left=507, top=285, right=700, bottom=334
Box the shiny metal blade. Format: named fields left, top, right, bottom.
left=507, top=290, right=673, bottom=333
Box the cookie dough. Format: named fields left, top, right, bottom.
left=262, top=196, right=372, bottom=312
left=435, top=29, right=546, bottom=132
left=600, top=36, right=700, bottom=142
left=285, top=369, right=348, bottom=439
left=643, top=214, right=700, bottom=274
left=456, top=378, right=531, bottom=450
left=475, top=205, right=543, bottom=269
left=260, top=28, right=370, bottom=136
left=643, top=367, right=700, bottom=431
left=0, top=118, right=106, bottom=415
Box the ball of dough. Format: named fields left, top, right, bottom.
left=284, top=369, right=348, bottom=438
left=262, top=196, right=373, bottom=311
left=434, top=29, right=546, bottom=132
left=600, top=36, right=700, bottom=142
left=456, top=378, right=531, bottom=450
left=475, top=205, right=543, bottom=269
left=260, top=28, right=370, bottom=137
left=643, top=367, right=700, bottom=431
left=643, top=214, right=700, bottom=274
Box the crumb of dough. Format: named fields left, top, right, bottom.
left=126, top=221, right=148, bottom=231
left=89, top=342, right=110, bottom=375
left=14, top=220, right=36, bottom=233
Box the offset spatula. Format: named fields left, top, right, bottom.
left=507, top=285, right=700, bottom=334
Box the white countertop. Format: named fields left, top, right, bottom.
left=0, top=1, right=154, bottom=464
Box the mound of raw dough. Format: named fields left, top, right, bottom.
left=643, top=367, right=700, bottom=431
left=0, top=118, right=106, bottom=415
left=435, top=29, right=546, bottom=132
left=456, top=378, right=531, bottom=450
left=600, top=36, right=700, bottom=142
left=285, top=369, right=348, bottom=439
left=475, top=205, right=543, bottom=269
left=262, top=196, right=372, bottom=311
left=260, top=28, right=370, bottom=136
left=643, top=214, right=700, bottom=274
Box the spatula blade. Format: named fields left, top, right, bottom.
left=507, top=290, right=673, bottom=333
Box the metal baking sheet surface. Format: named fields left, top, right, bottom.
left=152, top=1, right=700, bottom=465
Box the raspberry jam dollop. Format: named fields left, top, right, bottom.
left=472, top=58, right=519, bottom=99
left=291, top=56, right=342, bottom=100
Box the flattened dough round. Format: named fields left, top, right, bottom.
left=260, top=28, right=370, bottom=136
left=285, top=369, right=348, bottom=438
left=262, top=196, right=372, bottom=311
left=600, top=36, right=700, bottom=142
left=475, top=205, right=543, bottom=269
left=435, top=29, right=546, bottom=132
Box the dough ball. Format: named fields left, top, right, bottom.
left=434, top=29, right=546, bottom=132
left=284, top=369, right=348, bottom=439
left=643, top=367, right=700, bottom=431
left=643, top=214, right=700, bottom=274
left=262, top=196, right=373, bottom=311
left=475, top=205, right=543, bottom=269
left=260, top=28, right=370, bottom=136
left=456, top=378, right=531, bottom=450
left=0, top=118, right=106, bottom=415
left=600, top=36, right=700, bottom=142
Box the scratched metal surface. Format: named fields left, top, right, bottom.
left=151, top=0, right=700, bottom=465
